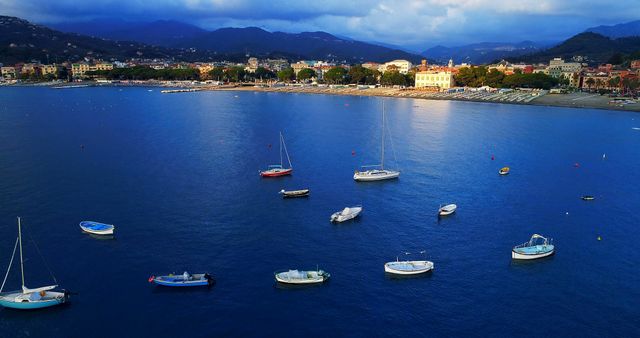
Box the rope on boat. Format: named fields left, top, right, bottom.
left=26, top=227, right=58, bottom=284
left=0, top=237, right=19, bottom=292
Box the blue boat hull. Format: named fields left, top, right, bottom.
left=0, top=296, right=65, bottom=310
left=153, top=280, right=210, bottom=287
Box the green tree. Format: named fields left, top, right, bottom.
left=484, top=69, right=505, bottom=87
left=297, top=68, right=317, bottom=82
left=608, top=76, right=620, bottom=90
left=225, top=66, right=246, bottom=83
left=277, top=67, right=295, bottom=82
left=348, top=65, right=369, bottom=84
left=585, top=77, right=595, bottom=91
left=324, top=67, right=348, bottom=84
left=208, top=67, right=224, bottom=81
left=254, top=67, right=275, bottom=81
left=380, top=70, right=406, bottom=86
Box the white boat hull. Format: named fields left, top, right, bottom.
left=384, top=261, right=434, bottom=275
left=511, top=249, right=555, bottom=260
left=354, top=170, right=400, bottom=181
left=81, top=227, right=114, bottom=235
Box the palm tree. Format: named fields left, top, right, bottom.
left=608, top=76, right=620, bottom=91
left=595, top=78, right=603, bottom=91
left=585, top=77, right=595, bottom=92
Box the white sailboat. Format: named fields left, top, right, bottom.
left=354, top=101, right=400, bottom=181
left=0, top=217, right=69, bottom=310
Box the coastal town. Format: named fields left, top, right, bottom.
left=2, top=55, right=638, bottom=110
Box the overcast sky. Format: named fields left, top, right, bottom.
left=1, top=0, right=638, bottom=50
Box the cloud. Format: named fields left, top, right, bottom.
left=1, top=0, right=639, bottom=48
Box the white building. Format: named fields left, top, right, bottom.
left=380, top=60, right=413, bottom=74
left=414, top=70, right=455, bottom=90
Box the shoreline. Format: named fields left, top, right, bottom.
left=205, top=86, right=640, bottom=112
left=4, top=81, right=638, bottom=112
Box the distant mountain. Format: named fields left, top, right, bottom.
left=51, top=19, right=208, bottom=47
left=50, top=18, right=141, bottom=38
left=45, top=19, right=423, bottom=63
left=172, top=27, right=423, bottom=63
left=585, top=20, right=640, bottom=38
left=422, top=41, right=552, bottom=64
left=509, top=32, right=640, bottom=64
left=0, top=16, right=225, bottom=64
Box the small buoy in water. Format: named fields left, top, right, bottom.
left=491, top=155, right=495, bottom=160
left=80, top=144, right=84, bottom=149
left=344, top=103, right=349, bottom=107
left=574, top=163, right=580, bottom=168
left=597, top=236, right=602, bottom=241
left=602, top=153, right=606, bottom=160
left=268, top=144, right=272, bottom=148
left=565, top=211, right=569, bottom=215
left=351, top=150, right=356, bottom=156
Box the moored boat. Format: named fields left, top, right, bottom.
left=79, top=221, right=114, bottom=235
left=438, top=204, right=457, bottom=216
left=260, top=132, right=293, bottom=177
left=279, top=189, right=310, bottom=198
left=330, top=206, right=362, bottom=223
left=148, top=272, right=214, bottom=287
left=354, top=101, right=400, bottom=182
left=385, top=251, right=434, bottom=275
left=499, top=167, right=510, bottom=175
left=0, top=217, right=69, bottom=310
left=581, top=195, right=595, bottom=201
left=274, top=269, right=330, bottom=284
left=512, top=234, right=554, bottom=260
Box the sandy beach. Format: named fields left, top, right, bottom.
left=203, top=85, right=640, bottom=112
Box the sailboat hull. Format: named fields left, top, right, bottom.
left=353, top=170, right=399, bottom=181
left=260, top=168, right=292, bottom=177
left=0, top=291, right=66, bottom=310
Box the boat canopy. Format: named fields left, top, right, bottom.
left=22, top=285, right=57, bottom=294
left=342, top=207, right=351, bottom=214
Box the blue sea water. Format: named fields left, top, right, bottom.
left=0, top=87, right=639, bottom=337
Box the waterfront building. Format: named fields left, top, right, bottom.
left=414, top=60, right=455, bottom=90
left=291, top=61, right=314, bottom=75
left=362, top=62, right=380, bottom=71
left=41, top=64, right=62, bottom=77
left=71, top=62, right=113, bottom=78
left=246, top=57, right=259, bottom=73
left=631, top=60, right=640, bottom=70
left=1, top=66, right=17, bottom=79
left=380, top=60, right=413, bottom=74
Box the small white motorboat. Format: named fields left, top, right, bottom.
left=384, top=251, right=433, bottom=275
left=438, top=204, right=457, bottom=216
left=330, top=206, right=362, bottom=223
left=79, top=221, right=114, bottom=235
left=512, top=234, right=555, bottom=260
left=274, top=269, right=330, bottom=284
left=279, top=189, right=310, bottom=198
left=499, top=166, right=510, bottom=175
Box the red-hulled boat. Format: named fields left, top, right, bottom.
left=260, top=132, right=293, bottom=178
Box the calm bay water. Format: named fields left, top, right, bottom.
left=0, top=87, right=639, bottom=337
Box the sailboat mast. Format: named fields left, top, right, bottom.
left=381, top=101, right=385, bottom=170
left=17, top=217, right=25, bottom=289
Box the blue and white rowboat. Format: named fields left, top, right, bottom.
left=512, top=234, right=554, bottom=260
left=80, top=221, right=114, bottom=235
left=149, top=272, right=214, bottom=287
